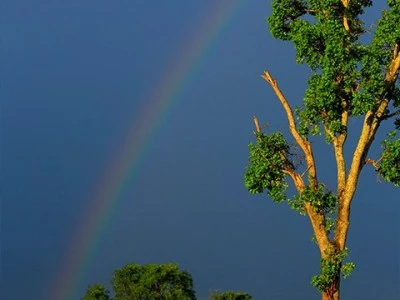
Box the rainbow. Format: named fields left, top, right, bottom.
left=51, top=1, right=244, bottom=299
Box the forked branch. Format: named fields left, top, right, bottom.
left=261, top=70, right=317, bottom=183
left=260, top=72, right=331, bottom=254
left=334, top=44, right=400, bottom=249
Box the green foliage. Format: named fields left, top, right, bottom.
left=244, top=131, right=338, bottom=229
left=83, top=263, right=196, bottom=300
left=294, top=183, right=337, bottom=212
left=268, top=0, right=308, bottom=41
left=290, top=183, right=338, bottom=237
left=211, top=291, right=252, bottom=300
left=268, top=0, right=399, bottom=140
left=379, top=130, right=400, bottom=186
left=82, top=284, right=111, bottom=300
left=353, top=2, right=400, bottom=117
left=244, top=132, right=292, bottom=202
left=311, top=247, right=355, bottom=292
left=112, top=263, right=196, bottom=300
left=341, top=262, right=356, bottom=279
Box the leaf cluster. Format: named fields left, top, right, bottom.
left=244, top=132, right=293, bottom=202
left=311, top=247, right=355, bottom=293
left=290, top=182, right=337, bottom=213
left=378, top=130, right=400, bottom=186
left=244, top=132, right=338, bottom=232
left=352, top=0, right=400, bottom=116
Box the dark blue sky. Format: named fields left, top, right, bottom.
left=1, top=1, right=399, bottom=299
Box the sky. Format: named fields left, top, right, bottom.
left=1, top=1, right=399, bottom=299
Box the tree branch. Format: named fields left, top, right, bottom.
left=305, top=203, right=332, bottom=256
left=393, top=43, right=399, bottom=59
left=336, top=106, right=349, bottom=193
left=283, top=167, right=304, bottom=190
left=341, top=0, right=350, bottom=31
left=323, top=109, right=348, bottom=197
left=253, top=115, right=261, bottom=133
left=261, top=71, right=331, bottom=254
left=261, top=70, right=318, bottom=183
left=380, top=109, right=399, bottom=120
left=365, top=158, right=380, bottom=170
left=282, top=168, right=331, bottom=256
left=369, top=49, right=400, bottom=138
left=334, top=45, right=400, bottom=249
left=386, top=50, right=400, bottom=82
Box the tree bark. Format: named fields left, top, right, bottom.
left=321, top=276, right=340, bottom=300
left=322, top=291, right=339, bottom=300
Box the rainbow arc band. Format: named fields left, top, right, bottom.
left=51, top=1, right=244, bottom=299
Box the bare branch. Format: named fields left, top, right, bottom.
left=336, top=104, right=349, bottom=193
left=393, top=43, right=399, bottom=59
left=304, top=9, right=317, bottom=14
left=372, top=103, right=389, bottom=134
left=386, top=51, right=400, bottom=82
left=300, top=165, right=312, bottom=178
left=253, top=115, right=261, bottom=133
left=261, top=70, right=331, bottom=254
left=341, top=0, right=350, bottom=31
left=381, top=109, right=399, bottom=120
left=365, top=158, right=380, bottom=170
left=261, top=70, right=318, bottom=183
left=323, top=119, right=347, bottom=197
left=334, top=136, right=347, bottom=195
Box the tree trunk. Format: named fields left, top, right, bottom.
left=322, top=290, right=339, bottom=300
left=321, top=277, right=340, bottom=300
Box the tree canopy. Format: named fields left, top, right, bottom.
left=82, top=263, right=196, bottom=300
left=210, top=291, right=252, bottom=300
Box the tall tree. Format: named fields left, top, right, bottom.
left=244, top=1, right=399, bottom=299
